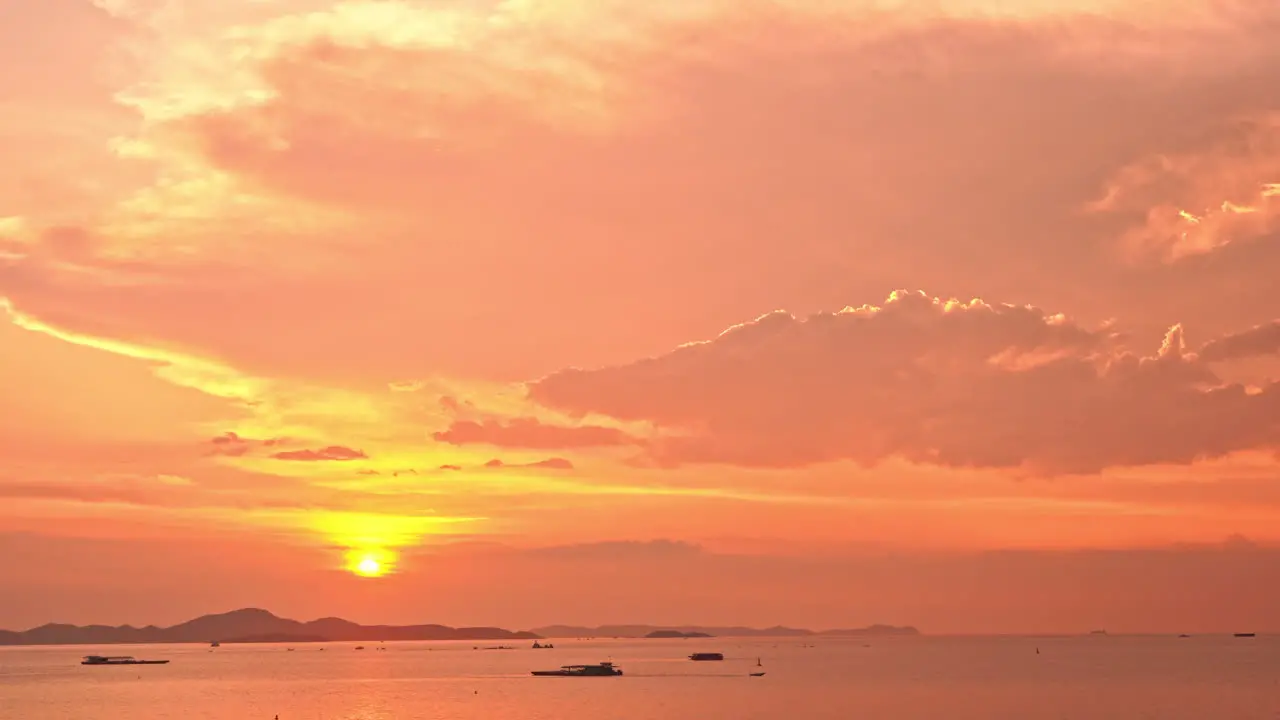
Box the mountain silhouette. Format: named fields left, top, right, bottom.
left=0, top=608, right=541, bottom=646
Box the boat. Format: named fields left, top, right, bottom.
left=531, top=661, right=623, bottom=677
left=689, top=652, right=724, bottom=661
left=82, top=656, right=169, bottom=666
left=1234, top=633, right=1256, bottom=638
left=749, top=672, right=766, bottom=677
left=210, top=641, right=220, bottom=648
left=532, top=641, right=555, bottom=649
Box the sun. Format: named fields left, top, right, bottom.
left=346, top=549, right=393, bottom=578
left=355, top=556, right=383, bottom=577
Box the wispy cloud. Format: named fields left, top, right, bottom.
left=433, top=417, right=640, bottom=450
left=271, top=445, right=368, bottom=462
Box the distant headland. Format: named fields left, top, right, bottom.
left=0, top=608, right=920, bottom=647
left=542, top=623, right=920, bottom=639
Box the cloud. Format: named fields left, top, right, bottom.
left=0, top=475, right=194, bottom=507
left=271, top=446, right=368, bottom=462
left=1199, top=320, right=1280, bottom=362
left=209, top=431, right=286, bottom=457
left=0, top=308, right=243, bottom=454
left=525, top=458, right=574, bottom=470
left=432, top=417, right=639, bottom=450
left=1089, top=113, right=1280, bottom=261
left=210, top=432, right=252, bottom=457
left=523, top=539, right=702, bottom=560
left=530, top=291, right=1280, bottom=474
left=480, top=458, right=575, bottom=471
left=0, top=466, right=370, bottom=514
left=4, top=0, right=1280, bottom=387
left=0, top=0, right=141, bottom=225
left=1, top=294, right=269, bottom=403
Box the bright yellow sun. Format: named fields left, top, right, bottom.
left=346, top=549, right=393, bottom=578
left=355, top=557, right=382, bottom=577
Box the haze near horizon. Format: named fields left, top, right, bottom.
left=2, top=0, right=1279, bottom=636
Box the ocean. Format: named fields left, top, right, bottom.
left=1, top=635, right=1277, bottom=719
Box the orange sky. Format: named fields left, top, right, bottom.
left=2, top=0, right=1279, bottom=635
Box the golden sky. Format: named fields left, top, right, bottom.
left=2, top=0, right=1279, bottom=634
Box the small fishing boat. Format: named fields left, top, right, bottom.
left=689, top=652, right=724, bottom=661
left=82, top=656, right=169, bottom=666
left=749, top=672, right=766, bottom=677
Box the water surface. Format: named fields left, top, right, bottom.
left=2, top=635, right=1277, bottom=719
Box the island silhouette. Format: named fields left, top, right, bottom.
left=0, top=608, right=919, bottom=646
left=645, top=630, right=714, bottom=639
left=537, top=623, right=918, bottom=639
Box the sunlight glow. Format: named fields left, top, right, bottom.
left=351, top=552, right=387, bottom=578
left=312, top=513, right=482, bottom=578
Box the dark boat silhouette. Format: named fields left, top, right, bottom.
left=82, top=655, right=168, bottom=666
left=1234, top=633, right=1256, bottom=638
left=532, top=661, right=622, bottom=677
left=689, top=652, right=724, bottom=661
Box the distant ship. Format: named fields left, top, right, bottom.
left=689, top=652, right=724, bottom=661
left=532, top=661, right=623, bottom=677
left=210, top=641, right=220, bottom=648
left=82, top=655, right=169, bottom=666
left=532, top=641, right=555, bottom=649
left=1234, top=633, right=1256, bottom=638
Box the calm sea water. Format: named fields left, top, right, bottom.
left=2, top=635, right=1278, bottom=719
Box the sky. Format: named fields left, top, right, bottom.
left=1, top=0, right=1279, bottom=635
